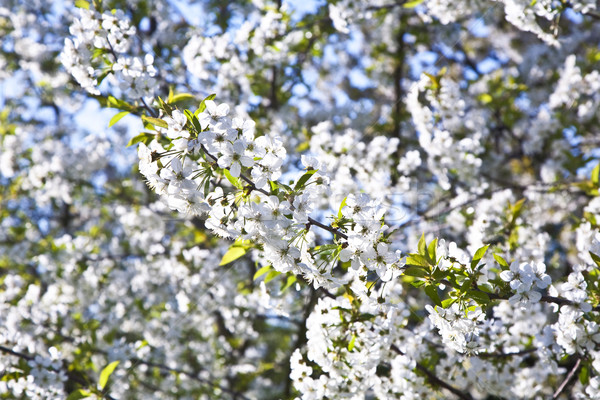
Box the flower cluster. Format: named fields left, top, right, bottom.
left=426, top=303, right=485, bottom=353
left=499, top=261, right=552, bottom=307
left=61, top=6, right=156, bottom=99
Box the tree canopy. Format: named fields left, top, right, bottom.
left=1, top=0, right=600, bottom=399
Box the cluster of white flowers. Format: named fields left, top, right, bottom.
left=292, top=296, right=433, bottom=399
left=426, top=303, right=485, bottom=353
left=499, top=260, right=552, bottom=307
left=549, top=55, right=600, bottom=121
left=308, top=122, right=402, bottom=210
left=61, top=6, right=156, bottom=98
left=407, top=75, right=485, bottom=191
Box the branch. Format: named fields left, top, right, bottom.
left=140, top=97, right=158, bottom=117
left=552, top=357, right=581, bottom=399
left=0, top=345, right=33, bottom=361
left=391, top=345, right=474, bottom=400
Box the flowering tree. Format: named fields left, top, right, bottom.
left=1, top=0, right=600, bottom=398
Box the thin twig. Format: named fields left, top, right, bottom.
left=553, top=357, right=581, bottom=399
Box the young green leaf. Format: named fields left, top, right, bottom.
left=337, top=196, right=348, bottom=218
left=425, top=285, right=442, bottom=307
left=441, top=298, right=456, bottom=309
left=98, top=360, right=120, bottom=390
left=294, top=169, right=317, bottom=191
left=403, top=0, right=424, bottom=8
left=405, top=254, right=431, bottom=268
left=493, top=253, right=510, bottom=268
left=169, top=93, right=196, bottom=104
left=264, top=270, right=281, bottom=283
left=348, top=334, right=356, bottom=352
left=107, top=96, right=135, bottom=111
left=579, top=364, right=590, bottom=385
left=219, top=246, right=246, bottom=266
left=589, top=251, right=600, bottom=268
left=126, top=133, right=154, bottom=147
left=427, top=238, right=438, bottom=263
left=466, top=289, right=490, bottom=305
left=417, top=233, right=426, bottom=256
left=184, top=109, right=202, bottom=133
left=108, top=111, right=130, bottom=128
left=223, top=169, right=244, bottom=190
left=74, top=0, right=90, bottom=9
left=66, top=389, right=92, bottom=400
left=280, top=275, right=297, bottom=293
left=141, top=115, right=168, bottom=129
left=471, top=244, right=490, bottom=270
left=197, top=93, right=217, bottom=114
left=592, top=162, right=600, bottom=187
left=253, top=265, right=272, bottom=280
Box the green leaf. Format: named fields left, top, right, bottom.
left=427, top=238, right=438, bottom=263
left=98, top=360, right=120, bottom=390
left=66, top=389, right=92, bottom=400
left=219, top=245, right=247, bottom=266
left=1, top=371, right=24, bottom=382
left=478, top=93, right=493, bottom=104
left=590, top=251, right=600, bottom=268
left=108, top=111, right=130, bottom=128
left=107, top=95, right=135, bottom=111
left=126, top=132, right=154, bottom=147
left=141, top=115, right=168, bottom=129
left=295, top=142, right=309, bottom=152
left=184, top=109, right=202, bottom=133
left=405, top=254, right=431, bottom=268
left=441, top=298, right=456, bottom=308
left=294, top=169, right=318, bottom=191
left=493, top=254, right=510, bottom=268
left=467, top=290, right=490, bottom=305
left=169, top=93, right=196, bottom=104
left=197, top=93, right=217, bottom=114
left=403, top=266, right=428, bottom=278
left=157, top=96, right=173, bottom=114
left=223, top=169, right=244, bottom=190
left=579, top=364, right=590, bottom=385
left=280, top=275, right=297, bottom=293
left=471, top=244, right=490, bottom=270
left=417, top=233, right=426, bottom=256
left=403, top=0, right=424, bottom=8
left=425, top=285, right=442, bottom=307
left=424, top=72, right=439, bottom=89
left=253, top=265, right=272, bottom=280
left=348, top=334, right=356, bottom=352
left=510, top=198, right=526, bottom=222
left=74, top=0, right=90, bottom=9
left=338, top=196, right=348, bottom=218
left=592, top=162, right=600, bottom=187
left=264, top=270, right=281, bottom=283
